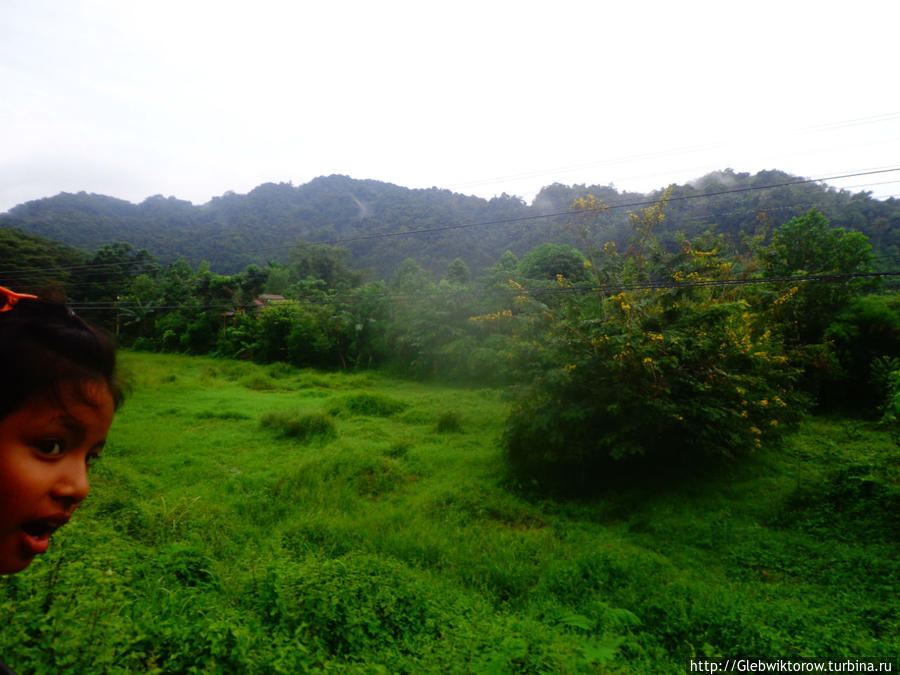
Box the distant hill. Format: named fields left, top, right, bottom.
left=3, top=171, right=899, bottom=277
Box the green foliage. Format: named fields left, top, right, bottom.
left=255, top=302, right=303, bottom=363
left=504, top=200, right=806, bottom=492
left=6, top=170, right=900, bottom=285
left=504, top=292, right=804, bottom=489
left=239, top=373, right=281, bottom=391
left=518, top=243, right=590, bottom=282
left=781, top=463, right=900, bottom=543
left=0, top=227, right=88, bottom=293
left=444, top=257, right=471, bottom=284
left=327, top=392, right=408, bottom=417
left=216, top=312, right=260, bottom=360
left=879, top=369, right=900, bottom=444
left=289, top=241, right=362, bottom=294
left=390, top=257, right=432, bottom=293
left=761, top=209, right=878, bottom=344
left=195, top=410, right=251, bottom=421
left=254, top=552, right=446, bottom=656
left=10, top=184, right=895, bottom=400
left=259, top=410, right=337, bottom=442
left=182, top=312, right=221, bottom=354
left=821, top=293, right=900, bottom=411
left=435, top=410, right=463, bottom=433
left=1, top=353, right=896, bottom=673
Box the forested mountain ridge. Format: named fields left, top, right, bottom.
left=3, top=170, right=899, bottom=277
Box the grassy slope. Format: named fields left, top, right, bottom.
left=1, top=352, right=897, bottom=673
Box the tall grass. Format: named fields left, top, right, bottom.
left=0, top=352, right=896, bottom=673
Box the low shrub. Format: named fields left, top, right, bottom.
left=239, top=374, right=280, bottom=391
left=384, top=441, right=410, bottom=458
left=780, top=464, right=900, bottom=542
left=435, top=410, right=463, bottom=433
left=266, top=361, right=297, bottom=379
left=881, top=368, right=900, bottom=444
left=260, top=411, right=337, bottom=442
left=327, top=392, right=408, bottom=417
left=820, top=293, right=900, bottom=412
left=504, top=294, right=806, bottom=493
left=195, top=410, right=251, bottom=421
left=252, top=553, right=448, bottom=657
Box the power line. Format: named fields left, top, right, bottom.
left=799, top=112, right=900, bottom=133
left=279, top=167, right=900, bottom=250
left=444, top=112, right=900, bottom=192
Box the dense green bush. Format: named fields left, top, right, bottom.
left=327, top=392, right=408, bottom=417
left=504, top=290, right=805, bottom=491
left=821, top=293, right=900, bottom=411
left=781, top=463, right=900, bottom=543
left=518, top=243, right=591, bottom=282
left=879, top=369, right=900, bottom=444
left=435, top=410, right=464, bottom=433
left=260, top=410, right=337, bottom=442
left=253, top=553, right=447, bottom=657
left=760, top=209, right=878, bottom=345
left=502, top=198, right=810, bottom=492
left=246, top=552, right=605, bottom=673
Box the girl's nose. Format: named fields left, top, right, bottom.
left=51, top=459, right=90, bottom=510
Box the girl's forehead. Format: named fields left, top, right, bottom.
left=23, top=380, right=115, bottom=420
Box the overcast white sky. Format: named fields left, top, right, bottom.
left=2, top=0, right=899, bottom=213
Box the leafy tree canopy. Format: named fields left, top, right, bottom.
left=4, top=170, right=898, bottom=280
left=518, top=243, right=590, bottom=282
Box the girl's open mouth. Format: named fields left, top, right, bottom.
left=20, top=519, right=65, bottom=555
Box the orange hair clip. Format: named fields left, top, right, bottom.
left=0, top=286, right=38, bottom=313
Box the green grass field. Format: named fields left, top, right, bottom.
left=1, top=352, right=898, bottom=673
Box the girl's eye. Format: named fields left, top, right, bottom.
left=35, top=440, right=64, bottom=457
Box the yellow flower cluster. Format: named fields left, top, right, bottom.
left=609, top=292, right=632, bottom=311
left=469, top=309, right=513, bottom=324
left=571, top=194, right=609, bottom=213
left=724, top=315, right=754, bottom=354
left=774, top=286, right=799, bottom=307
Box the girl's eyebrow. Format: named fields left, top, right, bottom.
left=46, top=414, right=87, bottom=441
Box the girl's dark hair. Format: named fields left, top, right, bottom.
left=0, top=297, right=123, bottom=419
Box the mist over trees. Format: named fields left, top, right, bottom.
left=3, top=169, right=900, bottom=280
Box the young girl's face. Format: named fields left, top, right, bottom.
left=0, top=380, right=114, bottom=574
